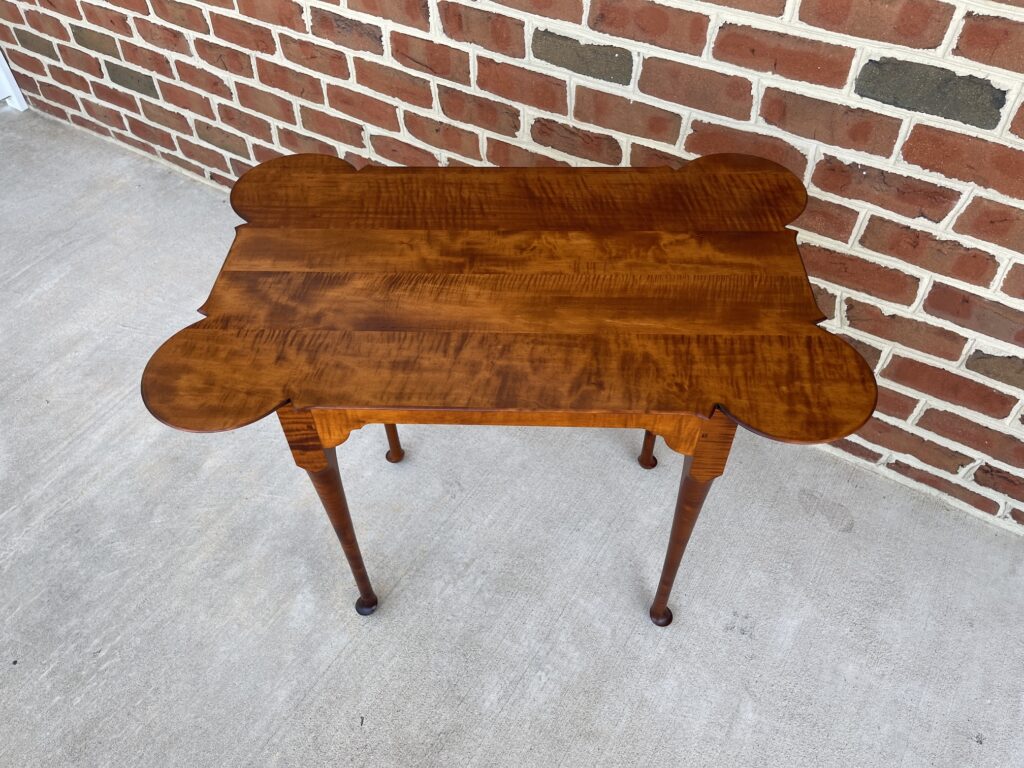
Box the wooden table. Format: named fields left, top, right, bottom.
left=142, top=153, right=876, bottom=626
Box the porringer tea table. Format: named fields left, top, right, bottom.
left=142, top=153, right=877, bottom=626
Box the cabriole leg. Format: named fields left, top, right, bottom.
left=384, top=423, right=405, bottom=463
left=278, top=406, right=378, bottom=616
left=649, top=410, right=736, bottom=627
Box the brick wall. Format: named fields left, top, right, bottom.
left=2, top=0, right=1022, bottom=530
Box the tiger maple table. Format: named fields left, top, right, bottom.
left=142, top=153, right=876, bottom=627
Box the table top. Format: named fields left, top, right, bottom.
left=141, top=153, right=876, bottom=444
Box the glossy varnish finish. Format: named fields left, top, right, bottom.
left=142, top=153, right=877, bottom=626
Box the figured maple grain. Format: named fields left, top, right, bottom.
left=141, top=153, right=876, bottom=448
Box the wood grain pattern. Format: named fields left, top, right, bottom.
left=141, top=152, right=876, bottom=450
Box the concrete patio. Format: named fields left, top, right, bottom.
left=1, top=107, right=1022, bottom=767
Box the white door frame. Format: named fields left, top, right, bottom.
left=0, top=50, right=27, bottom=111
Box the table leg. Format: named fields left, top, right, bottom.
left=278, top=406, right=379, bottom=616
left=638, top=430, right=658, bottom=469
left=649, top=410, right=736, bottom=627
left=384, top=423, right=405, bottom=463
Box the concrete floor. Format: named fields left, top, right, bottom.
left=1, top=106, right=1023, bottom=767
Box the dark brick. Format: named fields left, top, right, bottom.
left=855, top=57, right=1005, bottom=130
left=532, top=29, right=632, bottom=85
left=964, top=351, right=1024, bottom=391
left=14, top=28, right=59, bottom=60
left=106, top=62, right=158, bottom=98
left=70, top=25, right=119, bottom=57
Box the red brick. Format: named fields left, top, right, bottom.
left=392, top=32, right=470, bottom=84
left=355, top=59, right=432, bottom=108
left=195, top=121, right=249, bottom=158
left=211, top=13, right=276, bottom=54
left=574, top=87, right=681, bottom=144
left=8, top=49, right=48, bottom=77
left=684, top=121, right=807, bottom=177
left=859, top=217, right=999, bottom=287
left=487, top=139, right=569, bottom=167
left=630, top=144, right=687, bottom=168
left=975, top=464, right=1024, bottom=503
left=81, top=3, right=130, bottom=35
left=160, top=81, right=214, bottom=119
left=876, top=387, right=918, bottom=419
left=142, top=100, right=190, bottom=133
left=918, top=409, right=1024, bottom=469
left=532, top=118, right=622, bottom=165
left=857, top=417, right=971, bottom=472
left=0, top=25, right=15, bottom=46
left=326, top=85, right=399, bottom=130
left=26, top=95, right=68, bottom=120
left=954, top=13, right=1024, bottom=74
left=476, top=58, right=566, bottom=114
left=151, top=0, right=209, bottom=33
left=106, top=0, right=149, bottom=14
left=37, top=0, right=81, bottom=20
left=884, top=355, right=1015, bottom=418
left=840, top=333, right=883, bottom=368
left=812, top=156, right=960, bottom=223
left=800, top=0, right=954, bottom=48
left=299, top=106, right=364, bottom=148
left=178, top=137, right=229, bottom=171
left=794, top=196, right=859, bottom=243
left=71, top=113, right=111, bottom=137
left=903, top=125, right=1024, bottom=201
left=350, top=0, right=428, bottom=31
left=924, top=282, right=1024, bottom=346
left=25, top=9, right=70, bottom=41
left=953, top=197, right=1024, bottom=253
left=82, top=98, right=125, bottom=128
left=1011, top=103, right=1024, bottom=139
left=439, top=1, right=525, bottom=57
left=491, top=0, right=582, bottom=22
left=135, top=18, right=190, bottom=55
left=1013, top=508, right=1024, bottom=526
left=370, top=134, right=439, bottom=166
left=281, top=36, right=349, bottom=79
left=310, top=8, right=383, bottom=54
left=39, top=80, right=79, bottom=110
left=195, top=39, right=253, bottom=78
left=701, top=0, right=785, bottom=15
left=257, top=59, right=324, bottom=103
left=888, top=461, right=999, bottom=515
left=238, top=83, right=294, bottom=123
left=121, top=41, right=173, bottom=77
left=159, top=150, right=206, bottom=178
left=230, top=158, right=254, bottom=178
left=237, top=0, right=305, bottom=32
left=639, top=58, right=752, bottom=120
left=1002, top=264, right=1024, bottom=300
left=405, top=112, right=482, bottom=159
left=846, top=298, right=966, bottom=361
left=252, top=144, right=285, bottom=163
left=439, top=86, right=520, bottom=137
left=0, top=0, right=24, bottom=23
left=800, top=244, right=918, bottom=303
left=811, top=283, right=837, bottom=318
left=176, top=61, right=231, bottom=98
left=761, top=88, right=901, bottom=157
left=126, top=115, right=175, bottom=149
left=831, top=438, right=883, bottom=462
left=714, top=24, right=853, bottom=87
left=49, top=65, right=89, bottom=93
left=92, top=81, right=139, bottom=113
left=219, top=104, right=273, bottom=143
left=56, top=44, right=101, bottom=77
left=589, top=0, right=708, bottom=55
